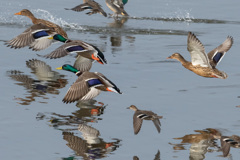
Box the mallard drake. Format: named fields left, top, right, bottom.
left=56, top=64, right=122, bottom=103
left=5, top=24, right=56, bottom=51
left=65, top=0, right=107, bottom=17
left=127, top=105, right=162, bottom=135
left=41, top=34, right=107, bottom=66
left=167, top=32, right=233, bottom=79
left=105, top=0, right=129, bottom=17
left=122, top=0, right=128, bottom=5
left=14, top=9, right=68, bottom=38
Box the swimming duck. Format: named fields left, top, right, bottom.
left=56, top=64, right=122, bottom=103
left=41, top=34, right=107, bottom=67
left=65, top=0, right=107, bottom=17
left=167, top=32, right=233, bottom=79
left=14, top=9, right=68, bottom=38
left=5, top=24, right=56, bottom=51
left=105, top=0, right=129, bottom=17
left=127, top=105, right=162, bottom=135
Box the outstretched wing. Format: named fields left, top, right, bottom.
left=187, top=32, right=211, bottom=68
left=207, top=36, right=233, bottom=68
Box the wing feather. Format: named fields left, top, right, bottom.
left=187, top=32, right=211, bottom=68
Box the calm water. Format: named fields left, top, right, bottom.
left=1, top=0, right=240, bottom=159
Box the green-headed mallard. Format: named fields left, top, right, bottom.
left=56, top=64, right=122, bottom=103
left=5, top=24, right=56, bottom=51
left=127, top=105, right=162, bottom=135
left=105, top=0, right=129, bottom=17
left=65, top=0, right=107, bottom=17
left=41, top=34, right=107, bottom=67
left=167, top=32, right=233, bottom=79
left=14, top=9, right=68, bottom=38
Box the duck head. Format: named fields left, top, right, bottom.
left=211, top=72, right=228, bottom=79
left=167, top=53, right=184, bottom=61
left=56, top=64, right=80, bottom=75
left=127, top=105, right=138, bottom=111
left=50, top=34, right=69, bottom=43
left=14, top=9, right=34, bottom=17
left=91, top=49, right=107, bottom=65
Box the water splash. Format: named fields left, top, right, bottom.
left=32, top=9, right=84, bottom=30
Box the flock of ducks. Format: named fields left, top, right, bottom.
left=4, top=1, right=239, bottom=158
left=5, top=7, right=161, bottom=137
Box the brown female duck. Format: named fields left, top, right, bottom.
left=14, top=9, right=68, bottom=38
left=167, top=32, right=233, bottom=79
left=127, top=105, right=162, bottom=135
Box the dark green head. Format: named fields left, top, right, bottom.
left=122, top=0, right=128, bottom=5
left=56, top=64, right=79, bottom=73
left=52, top=34, right=69, bottom=43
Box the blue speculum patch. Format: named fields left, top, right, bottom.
left=33, top=31, right=48, bottom=39
left=66, top=46, right=84, bottom=52
left=87, top=79, right=102, bottom=87
left=213, top=52, right=223, bottom=63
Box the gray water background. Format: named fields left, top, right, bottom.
left=0, top=0, right=240, bottom=159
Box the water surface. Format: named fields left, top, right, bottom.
left=1, top=0, right=240, bottom=159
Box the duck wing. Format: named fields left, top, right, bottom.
left=87, top=0, right=107, bottom=17
left=221, top=136, right=231, bottom=157
left=94, top=72, right=122, bottom=94
left=73, top=55, right=93, bottom=72
left=5, top=24, right=53, bottom=50
left=187, top=32, right=211, bottom=68
left=207, top=36, right=233, bottom=68
left=42, top=41, right=94, bottom=59
left=152, top=118, right=161, bottom=133
left=133, top=112, right=143, bottom=135
left=65, top=4, right=91, bottom=12
left=63, top=72, right=102, bottom=103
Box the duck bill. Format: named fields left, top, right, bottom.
left=91, top=54, right=104, bottom=64
left=212, top=73, right=227, bottom=79
left=56, top=67, right=63, bottom=70
left=106, top=87, right=122, bottom=94
left=167, top=56, right=172, bottom=59
left=48, top=36, right=53, bottom=39
left=14, top=12, right=21, bottom=15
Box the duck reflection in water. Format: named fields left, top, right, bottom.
left=7, top=59, right=67, bottom=105
left=133, top=150, right=160, bottom=160
left=172, top=128, right=240, bottom=159
left=37, top=100, right=106, bottom=130
left=75, top=100, right=106, bottom=122
left=62, top=124, right=121, bottom=159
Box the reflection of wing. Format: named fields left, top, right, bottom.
left=78, top=124, right=100, bottom=137
left=26, top=59, right=61, bottom=81
left=62, top=132, right=88, bottom=157
left=8, top=70, right=34, bottom=89
left=154, top=150, right=160, bottom=160
left=133, top=156, right=139, bottom=160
